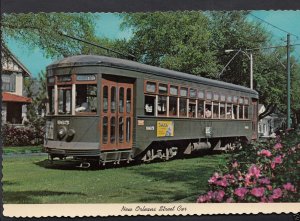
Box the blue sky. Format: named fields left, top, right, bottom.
left=5, top=11, right=300, bottom=77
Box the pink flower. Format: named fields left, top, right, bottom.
left=273, top=155, right=283, bottom=164
left=266, top=185, right=273, bottom=191
left=197, top=195, right=208, bottom=203
left=258, top=177, right=271, bottom=185
left=271, top=162, right=276, bottom=169
left=273, top=143, right=283, bottom=150
left=215, top=178, right=228, bottom=187
left=258, top=149, right=272, bottom=157
left=208, top=173, right=221, bottom=184
left=248, top=165, right=261, bottom=178
left=250, top=187, right=265, bottom=197
left=271, top=188, right=282, bottom=199
left=283, top=183, right=296, bottom=192
left=232, top=161, right=239, bottom=168
left=234, top=187, right=248, bottom=200
left=215, top=190, right=225, bottom=202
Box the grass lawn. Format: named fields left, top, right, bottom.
left=3, top=146, right=43, bottom=155
left=3, top=153, right=228, bottom=204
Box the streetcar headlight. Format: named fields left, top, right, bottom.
left=57, top=126, right=67, bottom=139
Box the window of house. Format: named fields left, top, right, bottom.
left=75, top=84, right=97, bottom=113
left=145, top=95, right=155, bottom=116
left=1, top=73, right=16, bottom=92
left=146, top=82, right=156, bottom=93
left=169, top=96, right=178, bottom=116
left=58, top=87, right=72, bottom=114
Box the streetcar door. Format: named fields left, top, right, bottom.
left=101, top=79, right=133, bottom=151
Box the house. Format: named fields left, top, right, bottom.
left=1, top=45, right=32, bottom=125
left=258, top=104, right=286, bottom=138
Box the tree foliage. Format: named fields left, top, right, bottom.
left=2, top=13, right=98, bottom=58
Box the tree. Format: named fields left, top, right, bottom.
left=1, top=13, right=98, bottom=58
left=120, top=11, right=220, bottom=78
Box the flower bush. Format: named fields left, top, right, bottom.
left=197, top=129, right=300, bottom=203
left=2, top=124, right=44, bottom=146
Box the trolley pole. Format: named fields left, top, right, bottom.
left=250, top=52, right=253, bottom=90
left=287, top=33, right=291, bottom=128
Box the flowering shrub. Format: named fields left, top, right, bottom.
left=2, top=124, right=44, bottom=146
left=197, top=129, right=300, bottom=203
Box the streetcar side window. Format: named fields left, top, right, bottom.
left=75, top=84, right=97, bottom=113
left=145, top=95, right=155, bottom=116
left=169, top=85, right=178, bottom=117
left=158, top=84, right=168, bottom=116
left=220, top=94, right=226, bottom=119
left=198, top=100, right=204, bottom=118
left=244, top=98, right=249, bottom=119
left=213, top=102, right=219, bottom=118
left=239, top=97, right=244, bottom=119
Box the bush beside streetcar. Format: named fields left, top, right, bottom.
left=44, top=55, right=259, bottom=166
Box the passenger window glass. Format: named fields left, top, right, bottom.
left=180, top=87, right=188, bottom=97
left=213, top=93, right=219, bottom=101
left=213, top=103, right=219, bottom=118
left=198, top=90, right=204, bottom=99
left=205, top=103, right=212, bottom=118
left=227, top=95, right=232, bottom=103
left=103, top=117, right=108, bottom=144
left=111, top=86, right=116, bottom=113
left=57, top=75, right=71, bottom=82
left=145, top=95, right=155, bottom=116
left=233, top=105, right=238, bottom=119
left=170, top=86, right=178, bottom=96
left=103, top=86, right=108, bottom=113
left=226, top=104, right=233, bottom=119
left=159, top=84, right=168, bottom=94
left=158, top=96, right=167, bottom=115
left=119, top=87, right=124, bottom=113
left=244, top=106, right=249, bottom=119
left=239, top=105, right=244, bottom=119
left=206, top=92, right=212, bottom=100
left=179, top=98, right=187, bottom=117
left=239, top=97, right=244, bottom=104
left=198, top=100, right=204, bottom=118
left=126, top=117, right=131, bottom=143
left=233, top=96, right=238, bottom=103
left=119, top=117, right=124, bottom=143
left=110, top=117, right=116, bottom=143
left=58, top=87, right=72, bottom=114
left=126, top=88, right=131, bottom=113
left=190, top=89, right=197, bottom=98
left=245, top=98, right=249, bottom=105
left=189, top=100, right=196, bottom=118
left=75, top=84, right=97, bottom=113
left=220, top=95, right=226, bottom=102
left=169, top=96, right=178, bottom=116
left=220, top=103, right=225, bottom=119
left=146, top=82, right=156, bottom=93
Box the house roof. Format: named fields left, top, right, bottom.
left=2, top=92, right=32, bottom=103
left=1, top=45, right=32, bottom=77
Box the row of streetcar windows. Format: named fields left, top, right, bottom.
left=48, top=74, right=98, bottom=115
left=144, top=81, right=250, bottom=120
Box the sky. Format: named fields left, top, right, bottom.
left=5, top=11, right=300, bottom=77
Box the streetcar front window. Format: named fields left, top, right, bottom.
left=75, top=84, right=97, bottom=113
left=58, top=87, right=72, bottom=114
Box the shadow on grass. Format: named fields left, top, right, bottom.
left=3, top=190, right=86, bottom=203
left=2, top=180, right=19, bottom=186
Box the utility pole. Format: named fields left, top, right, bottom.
left=287, top=33, right=291, bottom=128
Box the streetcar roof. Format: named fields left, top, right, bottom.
left=47, top=55, right=258, bottom=96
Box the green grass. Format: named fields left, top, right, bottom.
left=3, top=146, right=43, bottom=155
left=3, top=153, right=228, bottom=204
